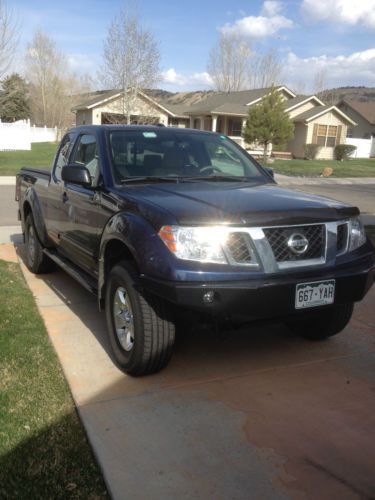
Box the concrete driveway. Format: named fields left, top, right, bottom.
left=2, top=243, right=374, bottom=500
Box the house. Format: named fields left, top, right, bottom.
left=72, top=89, right=189, bottom=128
left=337, top=100, right=375, bottom=139
left=72, top=85, right=356, bottom=160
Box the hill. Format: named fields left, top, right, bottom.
left=317, top=86, right=375, bottom=104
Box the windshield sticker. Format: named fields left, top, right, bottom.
left=220, top=135, right=227, bottom=140
left=143, top=132, right=157, bottom=138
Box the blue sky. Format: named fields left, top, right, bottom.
left=9, top=0, right=375, bottom=92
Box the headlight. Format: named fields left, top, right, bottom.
left=349, top=218, right=366, bottom=252
left=158, top=225, right=229, bottom=264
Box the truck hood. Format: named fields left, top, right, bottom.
left=113, top=181, right=359, bottom=227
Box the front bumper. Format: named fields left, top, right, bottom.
left=141, top=256, right=375, bottom=321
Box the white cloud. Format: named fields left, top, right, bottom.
left=220, top=1, right=293, bottom=38
left=162, top=68, right=213, bottom=89
left=301, top=0, right=375, bottom=28
left=261, top=1, right=283, bottom=17
left=285, top=48, right=375, bottom=91
left=67, top=53, right=96, bottom=75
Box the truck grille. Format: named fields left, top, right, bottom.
left=226, top=233, right=252, bottom=264
left=263, top=224, right=325, bottom=262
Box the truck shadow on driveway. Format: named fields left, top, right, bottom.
left=14, top=244, right=375, bottom=500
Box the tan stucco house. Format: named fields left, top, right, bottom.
left=72, top=85, right=356, bottom=160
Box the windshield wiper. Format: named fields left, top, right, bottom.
left=120, top=176, right=183, bottom=184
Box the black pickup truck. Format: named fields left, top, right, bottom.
left=16, top=125, right=375, bottom=375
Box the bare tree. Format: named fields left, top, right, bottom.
left=99, top=6, right=160, bottom=124
left=312, top=68, right=334, bottom=103
left=0, top=0, right=19, bottom=78
left=248, top=49, right=283, bottom=89
left=25, top=29, right=90, bottom=129
left=207, top=32, right=251, bottom=92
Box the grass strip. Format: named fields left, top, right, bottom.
left=0, top=260, right=108, bottom=499
left=0, top=143, right=57, bottom=176
left=270, top=158, right=375, bottom=178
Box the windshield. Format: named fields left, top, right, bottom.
left=108, top=129, right=267, bottom=184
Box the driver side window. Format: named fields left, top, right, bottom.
left=71, top=134, right=99, bottom=181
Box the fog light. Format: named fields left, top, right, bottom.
left=203, top=291, right=215, bottom=304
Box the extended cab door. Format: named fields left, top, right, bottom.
left=58, top=133, right=108, bottom=275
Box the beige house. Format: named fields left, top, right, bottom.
left=72, top=90, right=189, bottom=128
left=72, top=86, right=356, bottom=160
left=337, top=100, right=375, bottom=139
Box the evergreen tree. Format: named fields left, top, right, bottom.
left=242, top=87, right=294, bottom=162
left=0, top=73, right=30, bottom=122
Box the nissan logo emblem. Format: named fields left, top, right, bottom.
left=287, top=233, right=309, bottom=254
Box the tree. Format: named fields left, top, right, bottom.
left=25, top=29, right=91, bottom=129
left=248, top=49, right=283, bottom=89
left=242, top=87, right=294, bottom=162
left=99, top=6, right=160, bottom=124
left=0, top=0, right=18, bottom=79
left=0, top=73, right=30, bottom=121
left=207, top=34, right=283, bottom=92
left=207, top=32, right=251, bottom=92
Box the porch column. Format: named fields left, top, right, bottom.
left=212, top=115, right=218, bottom=132
left=200, top=116, right=204, bottom=131
left=189, top=116, right=194, bottom=129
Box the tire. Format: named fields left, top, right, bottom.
left=286, top=303, right=354, bottom=340
left=105, top=261, right=175, bottom=376
left=24, top=214, right=54, bottom=274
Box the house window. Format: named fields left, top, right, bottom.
left=228, top=119, right=243, bottom=137
left=313, top=124, right=341, bottom=147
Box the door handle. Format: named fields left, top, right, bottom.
left=62, top=191, right=68, bottom=203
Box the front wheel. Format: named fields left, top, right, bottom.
left=286, top=303, right=354, bottom=340
left=105, top=261, right=175, bottom=375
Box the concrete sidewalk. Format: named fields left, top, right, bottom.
left=1, top=242, right=375, bottom=499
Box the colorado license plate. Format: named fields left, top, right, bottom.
left=295, top=280, right=335, bottom=309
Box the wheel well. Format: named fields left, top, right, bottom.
left=104, top=239, right=138, bottom=276
left=23, top=201, right=32, bottom=221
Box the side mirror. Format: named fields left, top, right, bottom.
left=62, top=165, right=92, bottom=187
left=264, top=167, right=274, bottom=179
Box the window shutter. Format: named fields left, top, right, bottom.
left=312, top=124, right=318, bottom=144
left=337, top=125, right=342, bottom=144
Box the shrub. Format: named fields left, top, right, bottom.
left=304, top=143, right=321, bottom=160
left=335, top=144, right=357, bottom=160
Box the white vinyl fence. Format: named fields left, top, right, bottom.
left=345, top=137, right=375, bottom=158
left=0, top=119, right=58, bottom=151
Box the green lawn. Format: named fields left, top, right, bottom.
left=0, top=142, right=57, bottom=176
left=270, top=158, right=375, bottom=178
left=0, top=260, right=108, bottom=499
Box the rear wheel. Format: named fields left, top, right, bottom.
left=24, top=214, right=54, bottom=274
left=105, top=261, right=175, bottom=375
left=286, top=303, right=354, bottom=340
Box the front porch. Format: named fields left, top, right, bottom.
left=188, top=114, right=247, bottom=148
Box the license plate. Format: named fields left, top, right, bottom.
left=295, top=280, right=335, bottom=309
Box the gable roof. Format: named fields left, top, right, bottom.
left=284, top=95, right=325, bottom=111
left=293, top=105, right=357, bottom=125
left=339, top=100, right=375, bottom=125
left=184, top=86, right=296, bottom=115
left=72, top=88, right=189, bottom=118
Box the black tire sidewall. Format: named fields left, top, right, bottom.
left=105, top=263, right=145, bottom=372
left=25, top=214, right=43, bottom=273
